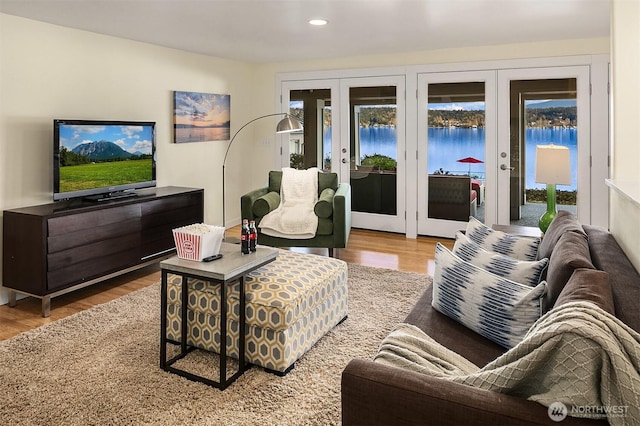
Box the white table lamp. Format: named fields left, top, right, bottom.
left=535, top=144, right=571, bottom=233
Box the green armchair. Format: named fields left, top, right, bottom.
left=240, top=171, right=351, bottom=257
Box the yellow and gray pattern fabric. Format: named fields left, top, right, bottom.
left=165, top=249, right=348, bottom=372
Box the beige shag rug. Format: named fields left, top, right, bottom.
left=0, top=264, right=430, bottom=425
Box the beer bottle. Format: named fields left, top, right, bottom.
left=241, top=219, right=250, bottom=254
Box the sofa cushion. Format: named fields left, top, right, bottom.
left=554, top=268, right=615, bottom=315
left=432, top=243, right=546, bottom=349
left=316, top=218, right=333, bottom=236
left=543, top=231, right=595, bottom=312
left=465, top=217, right=540, bottom=261
left=268, top=170, right=282, bottom=194
left=268, top=170, right=338, bottom=195
left=252, top=191, right=280, bottom=218
left=584, top=225, right=640, bottom=333
left=318, top=172, right=339, bottom=192
left=536, top=210, right=586, bottom=260
left=314, top=188, right=335, bottom=218
left=453, top=231, right=548, bottom=287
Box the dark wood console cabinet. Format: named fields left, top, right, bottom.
left=2, top=186, right=204, bottom=316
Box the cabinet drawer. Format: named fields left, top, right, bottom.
left=47, top=247, right=140, bottom=291
left=140, top=193, right=202, bottom=216
left=140, top=214, right=199, bottom=258
left=48, top=218, right=140, bottom=253
left=47, top=233, right=141, bottom=272
left=48, top=205, right=140, bottom=236
left=140, top=192, right=203, bottom=258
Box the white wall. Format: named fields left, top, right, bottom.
left=610, top=0, right=640, bottom=271
left=0, top=14, right=257, bottom=304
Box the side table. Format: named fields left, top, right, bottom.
left=160, top=242, right=277, bottom=390
left=491, top=224, right=542, bottom=238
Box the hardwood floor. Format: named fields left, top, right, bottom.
left=0, top=227, right=453, bottom=341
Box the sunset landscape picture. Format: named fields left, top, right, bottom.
left=173, top=91, right=230, bottom=143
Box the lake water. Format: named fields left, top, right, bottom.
left=175, top=127, right=230, bottom=143
left=324, top=126, right=578, bottom=191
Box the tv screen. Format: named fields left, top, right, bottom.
left=53, top=119, right=156, bottom=201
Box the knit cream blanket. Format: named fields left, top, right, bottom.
left=374, top=301, right=640, bottom=424
left=260, top=167, right=319, bottom=239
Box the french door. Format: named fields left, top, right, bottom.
left=496, top=66, right=591, bottom=226
left=280, top=79, right=340, bottom=173
left=417, top=66, right=591, bottom=237
left=339, top=76, right=406, bottom=232
left=280, top=75, right=406, bottom=233
left=417, top=71, right=497, bottom=237
left=279, top=58, right=602, bottom=238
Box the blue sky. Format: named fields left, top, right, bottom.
left=429, top=101, right=485, bottom=110
left=60, top=124, right=154, bottom=154
left=174, top=91, right=230, bottom=127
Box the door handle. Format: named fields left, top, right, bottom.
left=500, top=164, right=515, bottom=171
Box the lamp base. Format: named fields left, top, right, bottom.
left=538, top=183, right=557, bottom=234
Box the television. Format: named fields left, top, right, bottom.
left=53, top=119, right=157, bottom=202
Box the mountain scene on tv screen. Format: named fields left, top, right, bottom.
left=61, top=140, right=151, bottom=163
left=58, top=124, right=154, bottom=192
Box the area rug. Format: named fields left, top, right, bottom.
left=0, top=264, right=431, bottom=425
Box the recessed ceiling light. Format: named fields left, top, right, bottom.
left=309, top=19, right=328, bottom=26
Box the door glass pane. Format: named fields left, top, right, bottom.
left=349, top=86, right=397, bottom=215
left=508, top=79, right=577, bottom=226
left=288, top=89, right=332, bottom=171
left=426, top=82, right=485, bottom=222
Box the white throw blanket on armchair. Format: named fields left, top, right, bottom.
left=374, top=301, right=640, bottom=424
left=259, top=167, right=319, bottom=239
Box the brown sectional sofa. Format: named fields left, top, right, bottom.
left=342, top=211, right=640, bottom=425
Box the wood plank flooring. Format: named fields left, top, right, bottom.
left=0, top=227, right=453, bottom=341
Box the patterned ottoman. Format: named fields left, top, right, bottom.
left=165, top=249, right=348, bottom=373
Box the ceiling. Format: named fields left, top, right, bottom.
left=0, top=0, right=610, bottom=64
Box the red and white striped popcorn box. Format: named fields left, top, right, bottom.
left=172, top=223, right=225, bottom=261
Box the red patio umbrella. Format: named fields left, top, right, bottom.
left=457, top=156, right=484, bottom=176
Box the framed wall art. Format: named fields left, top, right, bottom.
left=173, top=91, right=230, bottom=143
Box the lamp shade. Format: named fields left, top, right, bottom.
left=276, top=115, right=303, bottom=133
left=535, top=144, right=571, bottom=185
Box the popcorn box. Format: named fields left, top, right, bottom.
left=172, top=223, right=225, bottom=261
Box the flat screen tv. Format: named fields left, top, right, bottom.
left=53, top=119, right=157, bottom=202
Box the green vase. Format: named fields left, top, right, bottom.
left=538, top=183, right=557, bottom=233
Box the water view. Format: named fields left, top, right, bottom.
left=324, top=126, right=578, bottom=191
left=174, top=127, right=230, bottom=143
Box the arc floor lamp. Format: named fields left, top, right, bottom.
left=222, top=113, right=303, bottom=238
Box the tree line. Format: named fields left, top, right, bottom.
left=290, top=106, right=576, bottom=128
left=59, top=147, right=152, bottom=167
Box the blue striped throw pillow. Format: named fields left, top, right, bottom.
left=433, top=243, right=546, bottom=349
left=453, top=231, right=548, bottom=287
left=465, top=217, right=540, bottom=261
